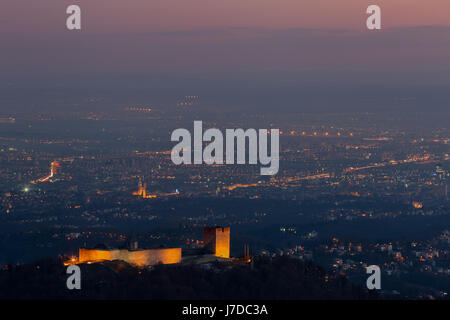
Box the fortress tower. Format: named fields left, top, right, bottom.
left=203, top=227, right=230, bottom=258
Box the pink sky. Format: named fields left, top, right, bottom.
left=1, top=0, right=449, bottom=82
left=1, top=0, right=450, bottom=35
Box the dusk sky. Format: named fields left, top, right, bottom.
left=3, top=0, right=450, bottom=32
left=1, top=1, right=450, bottom=112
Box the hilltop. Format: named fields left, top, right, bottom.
left=0, top=255, right=380, bottom=300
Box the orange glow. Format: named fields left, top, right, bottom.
left=224, top=183, right=259, bottom=191
left=412, top=201, right=423, bottom=209
left=32, top=161, right=61, bottom=183
left=203, top=227, right=230, bottom=258
left=133, top=178, right=157, bottom=199
left=79, top=248, right=181, bottom=267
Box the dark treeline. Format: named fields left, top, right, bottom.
left=0, top=256, right=380, bottom=300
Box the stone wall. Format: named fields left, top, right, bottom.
left=79, top=248, right=182, bottom=267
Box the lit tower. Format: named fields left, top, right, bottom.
left=133, top=177, right=156, bottom=199
left=203, top=227, right=230, bottom=258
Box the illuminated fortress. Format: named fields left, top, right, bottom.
left=79, top=246, right=182, bottom=267
left=75, top=226, right=231, bottom=267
